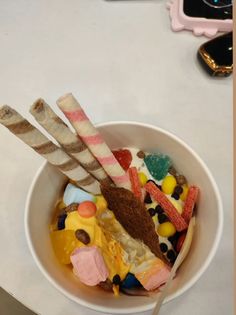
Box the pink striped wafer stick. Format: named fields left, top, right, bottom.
left=57, top=93, right=131, bottom=190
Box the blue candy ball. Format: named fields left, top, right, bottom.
left=57, top=213, right=67, bottom=230
left=121, top=273, right=142, bottom=289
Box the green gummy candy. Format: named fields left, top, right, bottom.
left=144, top=154, right=172, bottom=181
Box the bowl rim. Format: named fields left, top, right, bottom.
left=24, top=120, right=223, bottom=314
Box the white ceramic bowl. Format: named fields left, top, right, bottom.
left=25, top=121, right=223, bottom=314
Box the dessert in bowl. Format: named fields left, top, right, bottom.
left=0, top=95, right=223, bottom=314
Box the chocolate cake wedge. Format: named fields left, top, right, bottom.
left=101, top=184, right=167, bottom=263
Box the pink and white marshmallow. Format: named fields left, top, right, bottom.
left=70, top=246, right=108, bottom=286
left=135, top=259, right=170, bottom=291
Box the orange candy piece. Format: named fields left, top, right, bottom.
left=77, top=201, right=97, bottom=218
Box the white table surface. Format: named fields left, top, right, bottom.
left=0, top=1, right=233, bottom=314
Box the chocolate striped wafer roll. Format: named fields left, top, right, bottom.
left=0, top=105, right=101, bottom=194
left=30, top=99, right=111, bottom=184
left=57, top=93, right=131, bottom=190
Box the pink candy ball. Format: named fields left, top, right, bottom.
left=77, top=201, right=97, bottom=218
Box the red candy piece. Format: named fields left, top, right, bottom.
left=144, top=182, right=188, bottom=232
left=77, top=201, right=97, bottom=218
left=182, top=186, right=199, bottom=224
left=112, top=149, right=132, bottom=171
left=176, top=233, right=186, bottom=252
left=128, top=167, right=142, bottom=200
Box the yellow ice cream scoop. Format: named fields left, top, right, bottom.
left=65, top=211, right=97, bottom=243
left=101, top=237, right=130, bottom=281
left=64, top=210, right=130, bottom=281
left=51, top=230, right=83, bottom=264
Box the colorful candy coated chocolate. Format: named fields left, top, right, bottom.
left=77, top=201, right=97, bottom=218
left=168, top=166, right=177, bottom=176
left=75, top=229, right=90, bottom=244
left=112, top=274, right=121, bottom=285
left=157, top=222, right=176, bottom=237
left=57, top=213, right=67, bottom=230
left=144, top=154, right=172, bottom=181
left=161, top=175, right=177, bottom=195
left=176, top=175, right=187, bottom=186
left=138, top=172, right=148, bottom=187
left=63, top=183, right=95, bottom=206
left=51, top=230, right=82, bottom=264
left=122, top=273, right=141, bottom=289
left=65, top=211, right=97, bottom=243
left=137, top=150, right=146, bottom=159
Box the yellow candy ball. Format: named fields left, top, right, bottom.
left=138, top=172, right=148, bottom=187
left=180, top=184, right=189, bottom=201
left=161, top=176, right=177, bottom=195
left=96, top=195, right=108, bottom=213
left=157, top=222, right=176, bottom=237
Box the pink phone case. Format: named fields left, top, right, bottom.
left=167, top=0, right=232, bottom=37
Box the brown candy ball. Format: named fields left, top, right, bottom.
left=75, top=229, right=90, bottom=244
left=176, top=175, right=187, bottom=185
left=137, top=150, right=146, bottom=159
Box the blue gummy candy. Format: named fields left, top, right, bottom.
left=63, top=183, right=94, bottom=206
left=57, top=213, right=67, bottom=230
left=121, top=273, right=142, bottom=289
left=144, top=154, right=172, bottom=181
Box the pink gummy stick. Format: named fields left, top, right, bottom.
left=145, top=182, right=188, bottom=232
left=182, top=186, right=199, bottom=224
